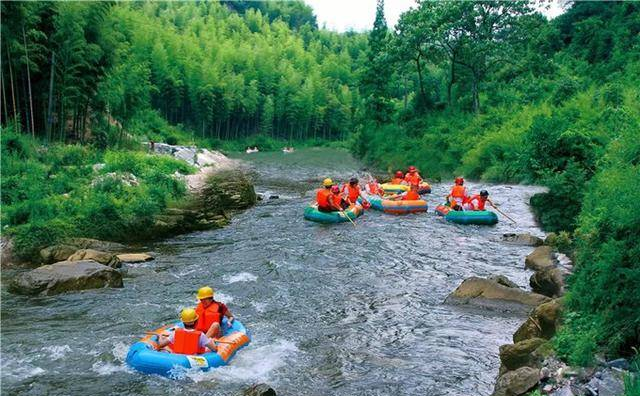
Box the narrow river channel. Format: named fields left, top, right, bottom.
left=1, top=148, right=545, bottom=396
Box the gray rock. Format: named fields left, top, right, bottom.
left=9, top=260, right=123, bottom=296
left=446, top=277, right=550, bottom=314
left=605, top=358, right=629, bottom=370
left=596, top=369, right=625, bottom=396
left=525, top=246, right=557, bottom=271
left=492, top=366, right=539, bottom=396
left=40, top=244, right=78, bottom=264
left=174, top=147, right=198, bottom=166
left=488, top=275, right=519, bottom=289
left=67, top=249, right=122, bottom=268
left=502, top=233, right=544, bottom=247
left=530, top=267, right=566, bottom=298
left=243, top=383, right=276, bottom=396
left=514, top=299, right=563, bottom=342
left=551, top=385, right=575, bottom=396
left=67, top=238, right=126, bottom=252
left=499, top=338, right=547, bottom=371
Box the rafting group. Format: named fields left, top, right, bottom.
left=304, top=166, right=510, bottom=226
left=126, top=286, right=250, bottom=376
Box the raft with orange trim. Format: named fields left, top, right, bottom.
left=126, top=318, right=250, bottom=377
left=368, top=196, right=428, bottom=214
left=381, top=182, right=431, bottom=195
left=435, top=204, right=498, bottom=225
left=304, top=204, right=364, bottom=224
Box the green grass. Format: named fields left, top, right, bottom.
left=1, top=128, right=196, bottom=261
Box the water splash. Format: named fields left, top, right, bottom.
left=225, top=272, right=258, bottom=284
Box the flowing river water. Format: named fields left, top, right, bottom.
left=1, top=148, right=546, bottom=396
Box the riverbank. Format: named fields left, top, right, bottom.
left=1, top=134, right=256, bottom=272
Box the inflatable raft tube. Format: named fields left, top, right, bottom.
left=435, top=205, right=498, bottom=225
left=381, top=182, right=431, bottom=195
left=126, top=318, right=250, bottom=377
left=304, top=204, right=364, bottom=224
left=368, top=196, right=428, bottom=214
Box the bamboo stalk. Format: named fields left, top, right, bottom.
left=23, top=26, right=35, bottom=137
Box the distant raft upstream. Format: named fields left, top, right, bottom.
left=435, top=204, right=498, bottom=225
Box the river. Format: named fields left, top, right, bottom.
left=1, top=148, right=546, bottom=396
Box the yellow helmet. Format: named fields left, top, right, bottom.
left=322, top=178, right=333, bottom=187
left=196, top=286, right=214, bottom=300
left=180, top=308, right=198, bottom=324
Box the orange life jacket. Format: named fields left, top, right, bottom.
left=403, top=191, right=420, bottom=201
left=171, top=328, right=206, bottom=355
left=404, top=173, right=422, bottom=185
left=468, top=194, right=487, bottom=210
left=450, top=185, right=468, bottom=200
left=331, top=193, right=343, bottom=207
left=367, top=182, right=381, bottom=195
left=390, top=178, right=404, bottom=185
left=316, top=189, right=332, bottom=209
left=195, top=302, right=223, bottom=333
left=342, top=185, right=361, bottom=203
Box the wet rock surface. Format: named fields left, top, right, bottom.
left=525, top=246, right=556, bottom=271
left=502, top=233, right=544, bottom=247
left=67, top=249, right=122, bottom=268
left=445, top=276, right=550, bottom=313
left=9, top=260, right=123, bottom=296
left=116, top=253, right=154, bottom=263
left=492, top=366, right=539, bottom=396
left=513, top=298, right=563, bottom=342
left=243, top=384, right=277, bottom=396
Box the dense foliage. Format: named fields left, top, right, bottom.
left=1, top=1, right=367, bottom=146
left=1, top=127, right=194, bottom=260
left=357, top=0, right=640, bottom=368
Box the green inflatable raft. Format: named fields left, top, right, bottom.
left=304, top=204, right=364, bottom=224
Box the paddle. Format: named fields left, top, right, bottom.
left=340, top=208, right=357, bottom=227
left=491, top=203, right=517, bottom=224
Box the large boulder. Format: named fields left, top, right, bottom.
left=514, top=299, right=563, bottom=343
left=200, top=170, right=257, bottom=211
left=67, top=249, right=122, bottom=268
left=9, top=260, right=123, bottom=296
left=502, top=233, right=544, bottom=247
left=488, top=274, right=519, bottom=289
left=243, top=384, right=277, bottom=396
left=39, top=244, right=78, bottom=264
left=525, top=246, right=556, bottom=271
left=445, top=277, right=550, bottom=313
left=530, top=267, right=566, bottom=298
left=492, top=366, right=539, bottom=396
left=499, top=338, right=547, bottom=372
left=67, top=238, right=126, bottom=252
left=116, top=253, right=154, bottom=263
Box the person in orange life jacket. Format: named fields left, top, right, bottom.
left=194, top=286, right=234, bottom=338
left=317, top=178, right=336, bottom=212
left=365, top=176, right=383, bottom=196
left=466, top=190, right=495, bottom=211
left=157, top=308, right=218, bottom=355
left=402, top=183, right=421, bottom=201
left=330, top=185, right=349, bottom=210
left=342, top=177, right=369, bottom=206
left=447, top=177, right=469, bottom=208
left=390, top=171, right=404, bottom=185
left=403, top=166, right=422, bottom=186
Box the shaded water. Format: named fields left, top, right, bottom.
left=1, top=148, right=545, bottom=395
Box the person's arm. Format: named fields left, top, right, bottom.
left=221, top=303, right=234, bottom=322
left=157, top=332, right=172, bottom=349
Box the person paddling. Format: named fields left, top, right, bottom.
left=157, top=308, right=218, bottom=354
left=403, top=166, right=422, bottom=186
left=365, top=176, right=384, bottom=196
left=342, top=177, right=369, bottom=207
left=402, top=183, right=421, bottom=201
left=447, top=177, right=469, bottom=209
left=330, top=185, right=349, bottom=210
left=390, top=171, right=404, bottom=185
left=466, top=190, right=495, bottom=211
left=194, top=286, right=234, bottom=338
left=316, top=178, right=335, bottom=212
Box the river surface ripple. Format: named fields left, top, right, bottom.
left=1, top=148, right=546, bottom=396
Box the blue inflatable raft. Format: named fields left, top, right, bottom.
left=126, top=318, right=250, bottom=377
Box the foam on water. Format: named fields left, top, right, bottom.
left=225, top=272, right=258, bottom=284
left=215, top=292, right=234, bottom=304
left=186, top=340, right=299, bottom=383
left=91, top=361, right=131, bottom=376
left=44, top=345, right=72, bottom=360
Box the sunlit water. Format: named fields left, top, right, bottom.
left=1, top=148, right=546, bottom=395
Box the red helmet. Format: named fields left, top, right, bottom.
left=330, top=185, right=340, bottom=193
left=455, top=177, right=464, bottom=185
left=395, top=171, right=404, bottom=178
left=408, top=166, right=416, bottom=173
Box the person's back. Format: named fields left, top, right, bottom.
left=449, top=177, right=468, bottom=205
left=195, top=300, right=223, bottom=333
left=171, top=328, right=206, bottom=355
left=317, top=188, right=332, bottom=210
left=403, top=190, right=420, bottom=201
